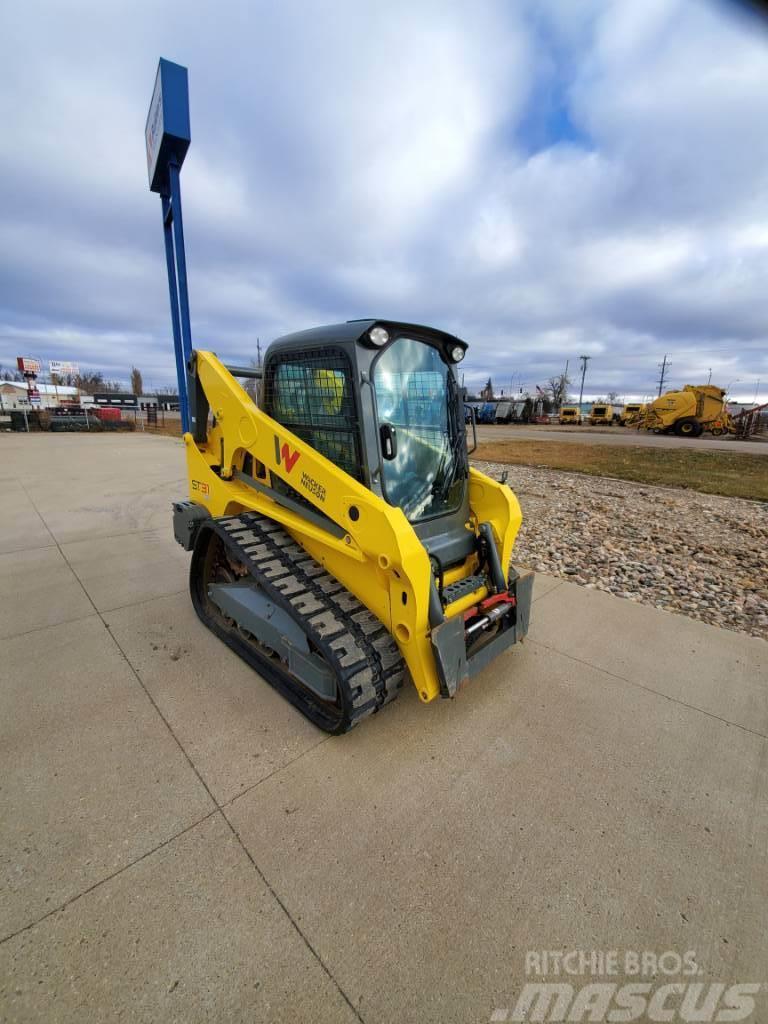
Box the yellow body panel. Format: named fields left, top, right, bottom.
left=443, top=585, right=489, bottom=620
left=185, top=351, right=523, bottom=702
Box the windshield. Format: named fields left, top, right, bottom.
left=373, top=337, right=465, bottom=522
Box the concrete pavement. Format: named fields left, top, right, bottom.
left=477, top=423, right=767, bottom=453
left=1, top=433, right=766, bottom=1023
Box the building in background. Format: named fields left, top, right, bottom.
left=89, top=392, right=139, bottom=409
left=137, top=393, right=180, bottom=412
left=0, top=381, right=79, bottom=411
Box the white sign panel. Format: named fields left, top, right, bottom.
left=145, top=65, right=164, bottom=188
left=49, top=360, right=80, bottom=377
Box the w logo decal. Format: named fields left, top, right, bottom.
left=274, top=435, right=301, bottom=474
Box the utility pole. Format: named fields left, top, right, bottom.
left=707, top=367, right=712, bottom=385
left=657, top=354, right=669, bottom=397
left=256, top=337, right=262, bottom=369
left=578, top=355, right=591, bottom=407
left=562, top=359, right=569, bottom=404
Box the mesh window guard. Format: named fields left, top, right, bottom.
left=263, top=347, right=363, bottom=482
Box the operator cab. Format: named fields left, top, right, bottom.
left=262, top=319, right=474, bottom=568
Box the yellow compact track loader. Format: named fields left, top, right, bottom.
left=146, top=59, right=532, bottom=734
left=174, top=325, right=533, bottom=732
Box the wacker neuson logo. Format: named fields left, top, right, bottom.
left=491, top=950, right=762, bottom=1022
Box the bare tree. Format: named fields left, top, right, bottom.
left=75, top=370, right=105, bottom=394
left=50, top=371, right=77, bottom=386
left=545, top=373, right=571, bottom=407
left=130, top=366, right=144, bottom=396
left=74, top=370, right=121, bottom=394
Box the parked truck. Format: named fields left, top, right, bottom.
left=477, top=402, right=497, bottom=424
left=494, top=401, right=513, bottom=424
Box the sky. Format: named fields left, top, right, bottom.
left=1, top=0, right=767, bottom=402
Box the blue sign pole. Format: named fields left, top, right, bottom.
left=168, top=162, right=193, bottom=374
left=161, top=193, right=188, bottom=429
left=145, top=58, right=192, bottom=433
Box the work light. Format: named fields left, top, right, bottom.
left=369, top=327, right=389, bottom=347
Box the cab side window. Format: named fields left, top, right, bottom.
left=264, top=348, right=363, bottom=483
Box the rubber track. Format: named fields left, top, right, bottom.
left=196, top=512, right=405, bottom=732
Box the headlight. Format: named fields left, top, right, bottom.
left=449, top=345, right=465, bottom=363
left=369, top=326, right=389, bottom=347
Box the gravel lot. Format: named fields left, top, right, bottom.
left=475, top=460, right=768, bottom=641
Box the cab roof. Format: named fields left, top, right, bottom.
left=270, top=319, right=467, bottom=352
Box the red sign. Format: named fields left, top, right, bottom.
left=17, top=356, right=41, bottom=375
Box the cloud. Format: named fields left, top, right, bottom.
left=0, top=0, right=766, bottom=402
